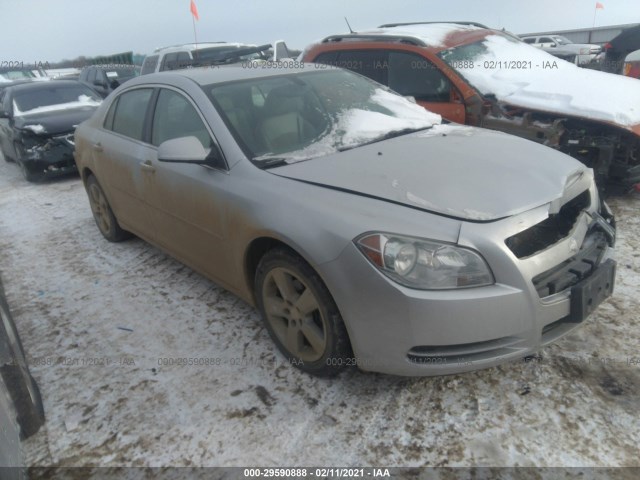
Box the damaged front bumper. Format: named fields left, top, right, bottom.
left=20, top=133, right=78, bottom=177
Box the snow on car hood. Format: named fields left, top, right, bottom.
left=440, top=34, right=640, bottom=129
left=14, top=107, right=98, bottom=136
left=13, top=95, right=101, bottom=117
left=270, top=124, right=588, bottom=221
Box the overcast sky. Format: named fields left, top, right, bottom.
left=1, top=0, right=639, bottom=62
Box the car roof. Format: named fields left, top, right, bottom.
left=126, top=64, right=314, bottom=87
left=319, top=22, right=497, bottom=52
left=0, top=79, right=35, bottom=89
left=152, top=42, right=255, bottom=54
left=5, top=79, right=86, bottom=93
left=83, top=65, right=137, bottom=70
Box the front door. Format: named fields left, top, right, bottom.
left=144, top=87, right=233, bottom=283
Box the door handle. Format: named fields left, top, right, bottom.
left=140, top=159, right=155, bottom=173
left=92, top=142, right=103, bottom=152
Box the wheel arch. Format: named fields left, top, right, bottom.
left=244, top=236, right=301, bottom=304
left=80, top=166, right=95, bottom=185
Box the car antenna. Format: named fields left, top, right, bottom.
left=344, top=17, right=355, bottom=33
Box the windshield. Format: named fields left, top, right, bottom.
left=552, top=36, right=572, bottom=45
left=13, top=84, right=101, bottom=116
left=0, top=70, right=36, bottom=81
left=194, top=46, right=266, bottom=63
left=205, top=69, right=441, bottom=164
left=105, top=68, right=137, bottom=79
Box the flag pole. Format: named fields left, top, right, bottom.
left=592, top=6, right=597, bottom=28
left=192, top=14, right=198, bottom=47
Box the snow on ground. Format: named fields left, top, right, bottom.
left=0, top=153, right=638, bottom=468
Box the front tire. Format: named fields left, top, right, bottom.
left=14, top=143, right=43, bottom=182
left=86, top=175, right=131, bottom=242
left=0, top=142, right=13, bottom=163
left=0, top=277, right=45, bottom=439
left=255, top=248, right=352, bottom=377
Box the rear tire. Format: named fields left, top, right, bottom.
left=255, top=248, right=352, bottom=377
left=86, top=175, right=131, bottom=242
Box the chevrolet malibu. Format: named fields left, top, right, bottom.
left=74, top=66, right=616, bottom=376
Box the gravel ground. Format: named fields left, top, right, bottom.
left=0, top=152, right=638, bottom=469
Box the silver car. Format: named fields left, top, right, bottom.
left=74, top=66, right=616, bottom=376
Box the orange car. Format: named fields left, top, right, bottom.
left=302, top=22, right=640, bottom=190
left=624, top=50, right=640, bottom=79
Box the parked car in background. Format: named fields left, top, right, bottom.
left=79, top=65, right=139, bottom=98
left=140, top=42, right=271, bottom=75
left=0, top=68, right=38, bottom=83
left=1, top=273, right=45, bottom=441
left=520, top=34, right=601, bottom=64
left=0, top=80, right=101, bottom=181
left=0, top=79, right=35, bottom=99
left=624, top=49, right=640, bottom=78
left=593, top=25, right=640, bottom=76
left=302, top=22, right=640, bottom=190
left=75, top=65, right=615, bottom=377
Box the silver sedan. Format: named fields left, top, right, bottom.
left=74, top=65, right=616, bottom=376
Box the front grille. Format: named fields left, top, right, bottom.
left=532, top=231, right=608, bottom=297
left=505, top=190, right=590, bottom=258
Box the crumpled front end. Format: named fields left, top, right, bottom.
left=19, top=130, right=77, bottom=177
left=319, top=171, right=617, bottom=376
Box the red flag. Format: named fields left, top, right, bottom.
left=190, top=0, right=199, bottom=20
left=595, top=2, right=604, bottom=9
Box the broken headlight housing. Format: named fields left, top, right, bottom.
left=355, top=233, right=494, bottom=290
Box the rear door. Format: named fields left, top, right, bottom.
left=91, top=87, right=158, bottom=238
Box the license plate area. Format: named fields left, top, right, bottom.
left=569, top=259, right=616, bottom=323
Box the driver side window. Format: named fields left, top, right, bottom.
left=151, top=89, right=213, bottom=149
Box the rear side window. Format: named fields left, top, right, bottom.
left=151, top=89, right=212, bottom=149
left=335, top=51, right=388, bottom=85
left=387, top=51, right=452, bottom=102
left=312, top=52, right=338, bottom=65
left=160, top=53, right=179, bottom=71
left=176, top=52, right=191, bottom=69
left=110, top=89, right=153, bottom=141
left=523, top=38, right=536, bottom=44
left=141, top=55, right=159, bottom=75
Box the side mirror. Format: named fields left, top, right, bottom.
left=550, top=43, right=557, bottom=48
left=158, top=136, right=223, bottom=167
left=0, top=110, right=10, bottom=119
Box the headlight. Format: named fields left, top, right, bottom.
left=355, top=233, right=494, bottom=290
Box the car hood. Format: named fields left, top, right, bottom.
left=449, top=33, right=640, bottom=132
left=14, top=107, right=98, bottom=136
left=270, top=124, right=588, bottom=222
